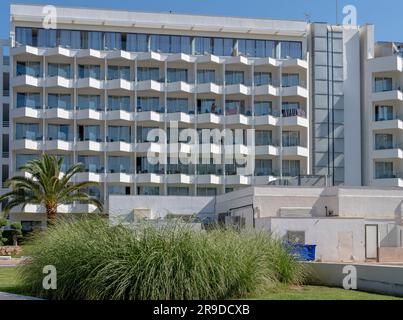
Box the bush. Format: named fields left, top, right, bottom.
left=19, top=217, right=306, bottom=300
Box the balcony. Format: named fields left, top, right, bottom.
left=369, top=54, right=403, bottom=73
left=45, top=107, right=74, bottom=120
left=166, top=111, right=195, bottom=124
left=196, top=83, right=222, bottom=94
left=372, top=115, right=403, bottom=130
left=11, top=106, right=42, bottom=120
left=77, top=140, right=105, bottom=152
left=75, top=172, right=104, bottom=183
left=166, top=173, right=194, bottom=184
left=166, top=81, right=193, bottom=93
left=136, top=80, right=164, bottom=92
left=76, top=77, right=104, bottom=90
left=107, top=141, right=133, bottom=153
left=372, top=88, right=403, bottom=102
left=12, top=138, right=42, bottom=151
left=11, top=75, right=42, bottom=88
left=44, top=139, right=74, bottom=151
left=106, top=109, right=133, bottom=122
left=197, top=174, right=223, bottom=185
left=107, top=172, right=134, bottom=184
left=283, top=145, right=309, bottom=158
left=46, top=76, right=74, bottom=88
left=136, top=172, right=164, bottom=184
left=76, top=108, right=104, bottom=121
left=225, top=175, right=251, bottom=185
left=136, top=110, right=164, bottom=125
left=373, top=173, right=403, bottom=187
left=373, top=145, right=403, bottom=159
left=106, top=78, right=133, bottom=91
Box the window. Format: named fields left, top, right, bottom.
left=226, top=100, right=245, bottom=115
left=59, top=30, right=81, bottom=49
left=375, top=106, right=393, bottom=121
left=109, top=186, right=131, bottom=195
left=238, top=39, right=256, bottom=57
left=108, top=65, right=130, bottom=80
left=48, top=124, right=71, bottom=141
left=282, top=160, right=300, bottom=177
left=15, top=27, right=33, bottom=46
left=16, top=123, right=40, bottom=140
left=213, top=38, right=234, bottom=56
left=255, top=159, right=272, bottom=176
left=78, top=155, right=102, bottom=173
left=77, top=95, right=101, bottom=110
left=137, top=157, right=163, bottom=174
left=16, top=61, right=41, bottom=77
left=194, top=37, right=212, bottom=55
left=78, top=125, right=101, bottom=142
left=225, top=71, right=244, bottom=85
left=127, top=34, right=149, bottom=52
left=375, top=134, right=393, bottom=150
left=48, top=63, right=71, bottom=79
left=78, top=64, right=101, bottom=79
left=15, top=154, right=37, bottom=170
left=137, top=67, right=160, bottom=82
left=282, top=102, right=303, bottom=117
left=38, top=29, right=57, bottom=47
left=108, top=96, right=131, bottom=112
left=282, top=73, right=300, bottom=87
left=255, top=130, right=272, bottom=146
left=254, top=101, right=272, bottom=116
left=88, top=32, right=103, bottom=50
left=374, top=77, right=393, bottom=92
left=105, top=32, right=122, bottom=50
left=282, top=131, right=300, bottom=147
left=254, top=72, right=271, bottom=86
left=167, top=68, right=188, bottom=83
left=280, top=41, right=302, bottom=59
left=197, top=99, right=217, bottom=114
left=375, top=162, right=394, bottom=179
left=21, top=221, right=42, bottom=232
left=55, top=155, right=72, bottom=172
left=138, top=186, right=160, bottom=195
left=16, top=92, right=41, bottom=109
left=167, top=98, right=188, bottom=113
left=167, top=187, right=189, bottom=196
left=108, top=156, right=131, bottom=173
left=137, top=97, right=161, bottom=112
left=137, top=127, right=160, bottom=143
left=197, top=70, right=215, bottom=84
left=197, top=188, right=217, bottom=196
left=108, top=126, right=131, bottom=143
left=48, top=93, right=71, bottom=110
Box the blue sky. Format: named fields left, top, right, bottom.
left=1, top=0, right=402, bottom=42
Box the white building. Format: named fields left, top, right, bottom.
left=109, top=186, right=403, bottom=262
left=0, top=4, right=402, bottom=230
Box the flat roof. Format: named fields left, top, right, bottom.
left=10, top=3, right=308, bottom=37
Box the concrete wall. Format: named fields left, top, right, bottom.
left=269, top=217, right=365, bottom=262
left=109, top=195, right=215, bottom=223
left=307, top=262, right=403, bottom=297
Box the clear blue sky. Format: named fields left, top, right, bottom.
left=1, top=0, right=402, bottom=42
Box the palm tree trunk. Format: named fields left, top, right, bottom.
left=46, top=204, right=57, bottom=227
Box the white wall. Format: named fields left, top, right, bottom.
left=109, top=195, right=215, bottom=223
left=269, top=217, right=365, bottom=262
left=343, top=27, right=362, bottom=186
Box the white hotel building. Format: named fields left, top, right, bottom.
left=0, top=4, right=402, bottom=227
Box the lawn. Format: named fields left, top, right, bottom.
left=247, top=284, right=403, bottom=300
left=0, top=267, right=25, bottom=295
left=0, top=267, right=401, bottom=300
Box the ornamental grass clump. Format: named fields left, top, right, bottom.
left=19, top=217, right=306, bottom=300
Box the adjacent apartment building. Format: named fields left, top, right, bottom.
left=1, top=4, right=402, bottom=226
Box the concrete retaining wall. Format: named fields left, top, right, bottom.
left=306, top=262, right=403, bottom=297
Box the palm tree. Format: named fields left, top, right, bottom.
left=0, top=154, right=103, bottom=225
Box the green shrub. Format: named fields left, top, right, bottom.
left=19, top=217, right=306, bottom=300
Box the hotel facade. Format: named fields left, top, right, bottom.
left=1, top=4, right=402, bottom=227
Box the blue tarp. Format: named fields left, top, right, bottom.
left=288, top=244, right=316, bottom=261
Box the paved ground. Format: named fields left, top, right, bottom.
left=0, top=292, right=42, bottom=300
